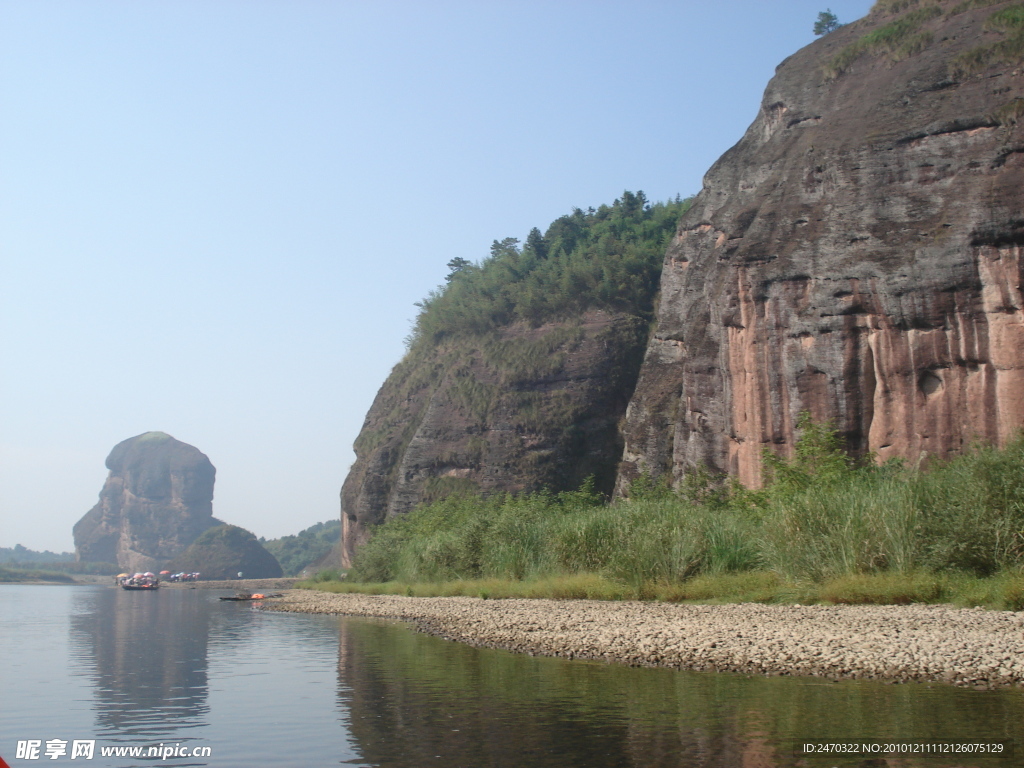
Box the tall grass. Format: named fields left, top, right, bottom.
left=338, top=418, right=1024, bottom=605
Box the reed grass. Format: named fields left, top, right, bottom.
left=315, top=420, right=1024, bottom=609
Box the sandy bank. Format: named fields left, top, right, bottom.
left=264, top=590, right=1024, bottom=689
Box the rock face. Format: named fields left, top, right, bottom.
left=74, top=432, right=221, bottom=573
left=165, top=524, right=282, bottom=580
left=618, top=1, right=1024, bottom=490
left=339, top=310, right=648, bottom=566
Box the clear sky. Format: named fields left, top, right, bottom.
left=1, top=0, right=875, bottom=553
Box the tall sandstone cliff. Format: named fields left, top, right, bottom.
left=339, top=311, right=648, bottom=565
left=74, top=432, right=222, bottom=573
left=619, top=0, right=1024, bottom=490
left=337, top=1, right=1024, bottom=565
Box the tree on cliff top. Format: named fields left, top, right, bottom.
left=407, top=192, right=691, bottom=347
left=814, top=9, right=841, bottom=35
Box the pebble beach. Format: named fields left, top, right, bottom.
left=262, top=590, right=1024, bottom=689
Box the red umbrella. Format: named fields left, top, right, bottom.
left=159, top=571, right=171, bottom=575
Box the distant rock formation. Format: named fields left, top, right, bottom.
left=165, top=524, right=282, bottom=580
left=74, top=432, right=221, bottom=573
left=618, top=1, right=1024, bottom=490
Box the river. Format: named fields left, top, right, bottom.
left=1, top=584, right=1022, bottom=767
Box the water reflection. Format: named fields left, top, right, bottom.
left=70, top=588, right=210, bottom=738
left=50, top=585, right=1024, bottom=768
left=335, top=616, right=1024, bottom=768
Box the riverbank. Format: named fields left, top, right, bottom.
left=264, top=590, right=1024, bottom=689
left=162, top=577, right=300, bottom=591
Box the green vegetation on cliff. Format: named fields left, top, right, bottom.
left=343, top=192, right=692, bottom=518
left=829, top=1, right=1024, bottom=80
left=952, top=2, right=1024, bottom=77
left=329, top=421, right=1024, bottom=608
left=408, top=191, right=690, bottom=346
left=261, top=519, right=340, bottom=576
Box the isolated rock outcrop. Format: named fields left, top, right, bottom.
left=338, top=310, right=647, bottom=565
left=618, top=1, right=1024, bottom=490
left=74, top=432, right=221, bottom=572
left=165, top=524, right=282, bottom=580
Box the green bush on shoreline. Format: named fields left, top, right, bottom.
left=304, top=419, right=1024, bottom=608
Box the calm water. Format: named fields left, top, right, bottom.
left=2, top=585, right=1022, bottom=768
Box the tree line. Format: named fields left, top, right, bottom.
left=407, top=191, right=691, bottom=347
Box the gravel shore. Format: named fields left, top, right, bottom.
left=264, top=590, right=1024, bottom=689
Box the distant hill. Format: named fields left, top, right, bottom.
left=166, top=524, right=282, bottom=580
left=1, top=544, right=74, bottom=563
left=261, top=520, right=340, bottom=576
left=1, top=545, right=117, bottom=575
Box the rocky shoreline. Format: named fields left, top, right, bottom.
left=263, top=590, right=1024, bottom=689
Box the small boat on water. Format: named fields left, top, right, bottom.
left=218, top=592, right=283, bottom=601
left=119, top=572, right=160, bottom=590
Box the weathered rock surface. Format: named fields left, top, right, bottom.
left=619, top=1, right=1024, bottom=489
left=74, top=432, right=221, bottom=572
left=339, top=310, right=647, bottom=566
left=165, top=524, right=282, bottom=580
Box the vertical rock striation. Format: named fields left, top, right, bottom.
left=74, top=432, right=221, bottom=573
left=619, top=2, right=1024, bottom=490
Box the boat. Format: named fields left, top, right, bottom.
left=120, top=572, right=160, bottom=590
left=218, top=592, right=282, bottom=601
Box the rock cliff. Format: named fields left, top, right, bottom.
left=339, top=310, right=648, bottom=565
left=74, top=432, right=222, bottom=573
left=618, top=0, right=1024, bottom=490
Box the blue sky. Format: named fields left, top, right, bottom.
left=0, top=0, right=874, bottom=553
